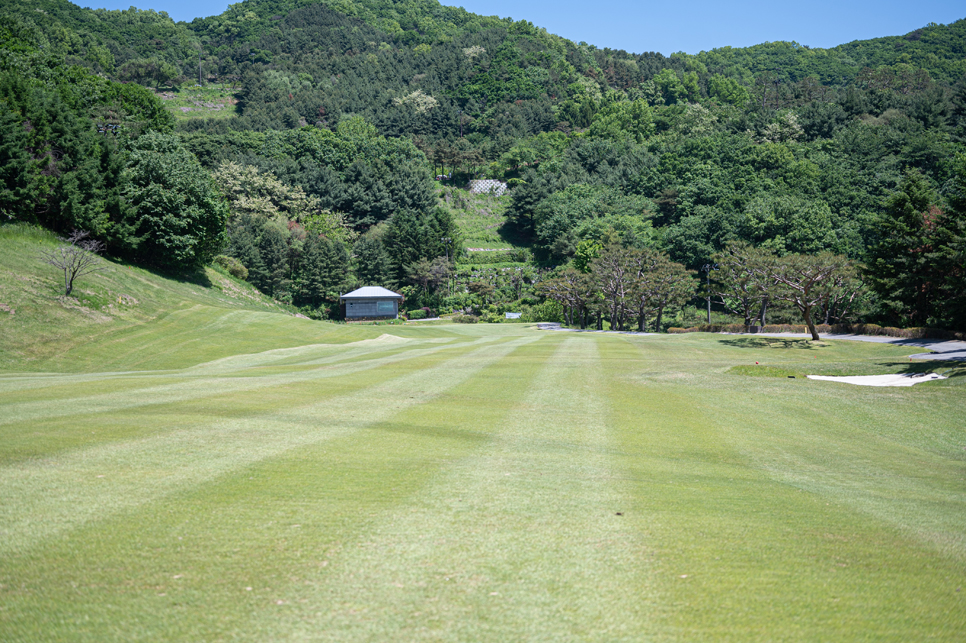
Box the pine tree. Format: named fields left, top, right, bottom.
left=352, top=236, right=394, bottom=287
left=256, top=225, right=290, bottom=296
left=865, top=170, right=941, bottom=326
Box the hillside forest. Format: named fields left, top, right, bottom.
left=1, top=0, right=965, bottom=333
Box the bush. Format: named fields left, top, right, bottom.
left=213, top=255, right=248, bottom=280
left=452, top=313, right=479, bottom=323
left=407, top=309, right=427, bottom=320
left=522, top=299, right=564, bottom=323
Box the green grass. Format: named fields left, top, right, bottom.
left=439, top=187, right=519, bottom=251
left=157, top=83, right=239, bottom=120
left=2, top=227, right=966, bottom=641
left=0, top=224, right=365, bottom=371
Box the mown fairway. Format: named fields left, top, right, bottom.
left=1, top=319, right=965, bottom=641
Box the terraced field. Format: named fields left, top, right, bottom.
left=2, top=315, right=965, bottom=641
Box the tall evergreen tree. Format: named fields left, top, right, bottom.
left=865, top=170, right=942, bottom=327
left=352, top=235, right=394, bottom=287
left=255, top=224, right=289, bottom=297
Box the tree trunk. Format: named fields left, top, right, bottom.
left=596, top=312, right=602, bottom=330
left=654, top=306, right=664, bottom=333
left=759, top=298, right=768, bottom=327
left=803, top=306, right=820, bottom=341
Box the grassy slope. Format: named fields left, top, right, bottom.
left=0, top=225, right=376, bottom=372
left=440, top=186, right=520, bottom=252
left=1, top=229, right=965, bottom=641
left=157, top=84, right=239, bottom=121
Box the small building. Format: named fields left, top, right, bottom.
left=340, top=286, right=403, bottom=320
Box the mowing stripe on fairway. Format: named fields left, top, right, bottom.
left=0, top=334, right=484, bottom=427
left=0, top=335, right=540, bottom=555
left=0, top=334, right=416, bottom=396
left=713, top=389, right=966, bottom=561
left=269, top=335, right=657, bottom=642
left=597, top=334, right=966, bottom=639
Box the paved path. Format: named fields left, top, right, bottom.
left=535, top=322, right=655, bottom=336
left=535, top=324, right=966, bottom=360
left=727, top=332, right=966, bottom=361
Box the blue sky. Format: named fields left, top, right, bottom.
left=83, top=0, right=965, bottom=55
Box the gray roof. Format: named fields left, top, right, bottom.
left=340, top=286, right=403, bottom=300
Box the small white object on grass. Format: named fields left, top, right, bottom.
left=806, top=373, right=946, bottom=387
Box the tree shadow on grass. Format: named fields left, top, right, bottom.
left=719, top=337, right=821, bottom=350
left=108, top=255, right=214, bottom=289
left=882, top=360, right=966, bottom=378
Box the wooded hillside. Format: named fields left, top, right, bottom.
left=1, top=0, right=964, bottom=331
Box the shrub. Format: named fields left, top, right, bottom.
left=522, top=299, right=564, bottom=323
left=407, top=309, right=427, bottom=320
left=213, top=255, right=248, bottom=280
left=452, top=313, right=479, bottom=323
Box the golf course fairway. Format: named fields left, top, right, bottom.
left=1, top=320, right=964, bottom=641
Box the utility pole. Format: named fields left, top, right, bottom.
left=701, top=263, right=718, bottom=324
left=441, top=237, right=451, bottom=262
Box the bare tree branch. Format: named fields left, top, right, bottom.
left=39, top=230, right=105, bottom=296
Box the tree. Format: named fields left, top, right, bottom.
left=631, top=250, right=697, bottom=332
left=40, top=230, right=105, bottom=296
left=572, top=239, right=602, bottom=273
left=383, top=207, right=460, bottom=284
left=537, top=267, right=594, bottom=327
left=255, top=224, right=290, bottom=297
left=352, top=235, right=394, bottom=287
left=864, top=170, right=941, bottom=327
left=296, top=234, right=349, bottom=308
left=590, top=245, right=636, bottom=331
left=123, top=132, right=228, bottom=269
left=468, top=280, right=496, bottom=307
left=711, top=241, right=775, bottom=328
left=814, top=263, right=866, bottom=325
left=406, top=257, right=452, bottom=293
left=770, top=253, right=853, bottom=340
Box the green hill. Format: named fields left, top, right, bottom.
left=1, top=0, right=964, bottom=330
left=0, top=224, right=375, bottom=372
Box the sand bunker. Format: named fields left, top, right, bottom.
left=806, top=373, right=947, bottom=387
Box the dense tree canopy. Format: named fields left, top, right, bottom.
left=1, top=0, right=964, bottom=327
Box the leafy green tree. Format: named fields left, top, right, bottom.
left=587, top=99, right=655, bottom=143
left=536, top=267, right=593, bottom=327
left=590, top=244, right=636, bottom=331
left=123, top=132, right=228, bottom=269
left=710, top=241, right=775, bottom=328
left=630, top=249, right=696, bottom=332
left=226, top=217, right=264, bottom=282
left=770, top=252, right=854, bottom=340
left=708, top=75, right=749, bottom=108
left=117, top=58, right=179, bottom=88
left=572, top=239, right=602, bottom=273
